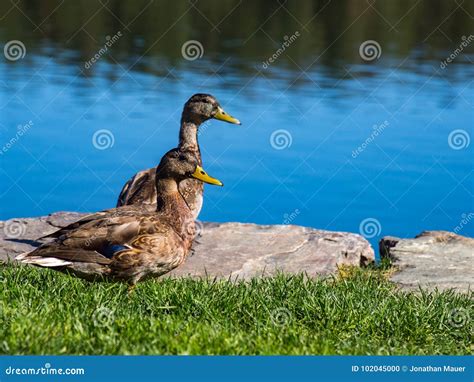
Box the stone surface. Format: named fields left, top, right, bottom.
left=0, top=212, right=374, bottom=278
left=380, top=231, right=474, bottom=292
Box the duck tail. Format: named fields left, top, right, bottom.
left=15, top=251, right=72, bottom=267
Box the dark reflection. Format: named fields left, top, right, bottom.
left=1, top=0, right=472, bottom=79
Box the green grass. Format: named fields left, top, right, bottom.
left=0, top=263, right=472, bottom=355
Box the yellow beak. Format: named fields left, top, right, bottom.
left=214, top=106, right=241, bottom=125
left=192, top=166, right=223, bottom=186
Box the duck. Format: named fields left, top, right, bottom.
left=117, top=94, right=240, bottom=219
left=16, top=149, right=223, bottom=285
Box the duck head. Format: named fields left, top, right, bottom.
left=156, top=149, right=223, bottom=189
left=182, top=93, right=241, bottom=125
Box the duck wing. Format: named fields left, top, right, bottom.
left=23, top=208, right=160, bottom=263
left=53, top=212, right=153, bottom=253
left=17, top=214, right=151, bottom=268
left=116, top=167, right=157, bottom=208
left=41, top=206, right=149, bottom=240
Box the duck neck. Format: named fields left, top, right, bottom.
left=178, top=118, right=202, bottom=164
left=155, top=178, right=193, bottom=228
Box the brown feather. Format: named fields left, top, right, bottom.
left=18, top=151, right=200, bottom=285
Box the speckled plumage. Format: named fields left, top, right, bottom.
left=116, top=94, right=240, bottom=219
left=17, top=150, right=219, bottom=285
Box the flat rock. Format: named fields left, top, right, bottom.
left=380, top=231, right=474, bottom=292
left=0, top=212, right=374, bottom=278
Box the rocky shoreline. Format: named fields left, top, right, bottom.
left=0, top=212, right=472, bottom=291
left=380, top=231, right=473, bottom=292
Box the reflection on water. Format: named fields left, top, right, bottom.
left=1, top=0, right=473, bottom=254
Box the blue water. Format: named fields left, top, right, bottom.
left=1, top=49, right=473, bottom=255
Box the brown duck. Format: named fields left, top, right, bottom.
left=16, top=150, right=223, bottom=285
left=117, top=94, right=240, bottom=218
